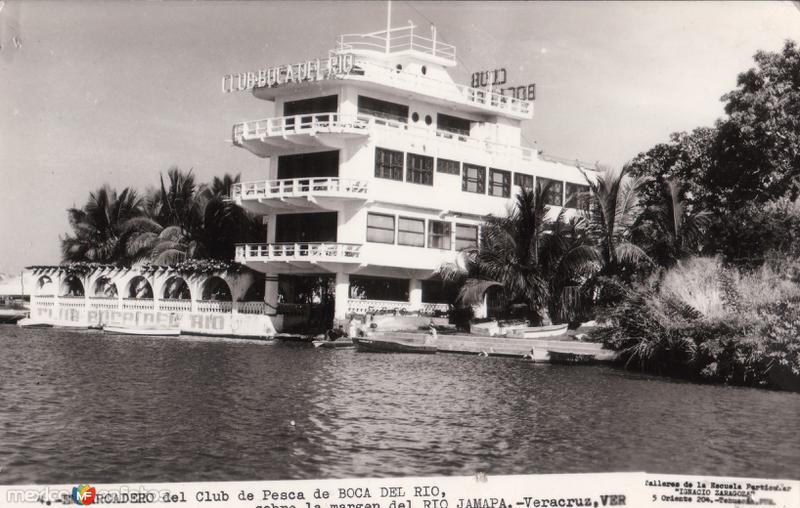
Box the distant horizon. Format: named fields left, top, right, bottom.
left=2, top=1, right=798, bottom=273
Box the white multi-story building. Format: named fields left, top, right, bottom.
left=228, top=24, right=596, bottom=330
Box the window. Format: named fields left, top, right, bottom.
left=428, top=220, right=452, bottom=250
left=366, top=213, right=395, bottom=244
left=406, top=153, right=434, bottom=185
left=437, top=113, right=471, bottom=136
left=350, top=276, right=409, bottom=302
left=489, top=168, right=511, bottom=197
left=358, top=95, right=408, bottom=123
left=455, top=224, right=479, bottom=251
left=398, top=217, right=425, bottom=247
left=437, top=158, right=460, bottom=175
left=375, top=148, right=404, bottom=181
left=462, top=164, right=486, bottom=194
left=283, top=95, right=338, bottom=116
left=278, top=151, right=339, bottom=179
left=514, top=173, right=534, bottom=191
left=537, top=177, right=564, bottom=206
left=421, top=279, right=457, bottom=304
left=565, top=183, right=591, bottom=211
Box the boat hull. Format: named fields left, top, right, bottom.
left=507, top=323, right=569, bottom=339
left=353, top=337, right=437, bottom=354
left=17, top=318, right=52, bottom=328
left=103, top=326, right=180, bottom=337
left=312, top=339, right=354, bottom=348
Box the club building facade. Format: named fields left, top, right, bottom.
left=229, top=25, right=595, bottom=331
left=24, top=25, right=596, bottom=337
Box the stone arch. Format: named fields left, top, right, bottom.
left=93, top=276, right=119, bottom=297
left=201, top=276, right=232, bottom=301
left=126, top=275, right=153, bottom=299
left=36, top=275, right=55, bottom=295
left=60, top=275, right=85, bottom=297
left=242, top=280, right=265, bottom=302
left=162, top=276, right=191, bottom=300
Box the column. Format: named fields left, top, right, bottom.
left=264, top=277, right=279, bottom=316
left=334, top=272, right=350, bottom=321
left=409, top=278, right=422, bottom=312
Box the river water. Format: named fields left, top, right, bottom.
left=1, top=327, right=798, bottom=484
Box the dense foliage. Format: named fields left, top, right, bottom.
left=61, top=168, right=264, bottom=266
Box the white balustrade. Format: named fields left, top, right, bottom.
left=35, top=295, right=56, bottom=308
left=236, top=243, right=362, bottom=263
left=420, top=302, right=451, bottom=315
left=122, top=298, right=154, bottom=311
left=231, top=177, right=369, bottom=201
left=233, top=112, right=368, bottom=144
left=160, top=298, right=192, bottom=312
left=196, top=300, right=233, bottom=313
left=238, top=301, right=266, bottom=315
left=59, top=296, right=86, bottom=309
left=89, top=296, right=120, bottom=310
left=347, top=299, right=413, bottom=314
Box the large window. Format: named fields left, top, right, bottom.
left=366, top=213, right=395, bottom=244
left=565, top=182, right=591, bottom=211
left=489, top=168, right=511, bottom=198
left=375, top=148, right=404, bottom=181
left=398, top=217, right=425, bottom=247
left=537, top=177, right=564, bottom=206
left=428, top=220, right=452, bottom=250
left=437, top=113, right=471, bottom=137
left=437, top=158, right=460, bottom=175
left=283, top=95, right=338, bottom=116
left=421, top=279, right=457, bottom=304
left=406, top=153, right=434, bottom=186
left=278, top=151, right=339, bottom=179
left=462, top=164, right=486, bottom=194
left=514, top=173, right=534, bottom=192
left=358, top=96, right=409, bottom=123
left=275, top=212, right=337, bottom=243
left=350, top=276, right=409, bottom=302
left=455, top=224, right=479, bottom=251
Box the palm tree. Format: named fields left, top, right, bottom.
left=438, top=186, right=598, bottom=324
left=637, top=180, right=712, bottom=268
left=582, top=165, right=653, bottom=277
left=61, top=186, right=145, bottom=263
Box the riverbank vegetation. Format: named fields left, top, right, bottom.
left=439, top=40, right=800, bottom=390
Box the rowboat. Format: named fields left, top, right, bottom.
left=352, top=336, right=437, bottom=354
left=103, top=325, right=180, bottom=337
left=507, top=323, right=569, bottom=339
left=547, top=349, right=595, bottom=364
left=17, top=317, right=52, bottom=328
left=312, top=339, right=354, bottom=348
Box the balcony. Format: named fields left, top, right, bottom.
left=233, top=113, right=369, bottom=157
left=335, top=25, right=456, bottom=66
left=230, top=177, right=369, bottom=214
left=235, top=243, right=362, bottom=273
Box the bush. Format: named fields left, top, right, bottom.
left=594, top=256, right=800, bottom=391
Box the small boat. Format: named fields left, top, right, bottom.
left=547, top=349, right=595, bottom=364
left=17, top=317, right=53, bottom=328
left=312, top=339, right=354, bottom=348
left=0, top=310, right=27, bottom=324
left=352, top=336, right=437, bottom=354
left=507, top=323, right=569, bottom=339
left=103, top=325, right=180, bottom=336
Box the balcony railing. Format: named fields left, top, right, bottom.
left=234, top=112, right=538, bottom=162
left=238, top=301, right=267, bottom=315
left=233, top=112, right=368, bottom=145
left=347, top=299, right=451, bottom=315
left=89, top=296, right=119, bottom=310
left=236, top=243, right=362, bottom=264
left=196, top=300, right=233, bottom=313
left=122, top=298, right=155, bottom=311
left=160, top=299, right=192, bottom=312
left=336, top=25, right=456, bottom=63
left=231, top=177, right=369, bottom=201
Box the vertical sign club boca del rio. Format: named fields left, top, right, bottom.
left=222, top=53, right=355, bottom=93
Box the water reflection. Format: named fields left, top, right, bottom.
left=0, top=328, right=798, bottom=484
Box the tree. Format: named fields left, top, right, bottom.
left=707, top=40, right=800, bottom=208
left=60, top=186, right=145, bottom=264
left=636, top=180, right=713, bottom=268
left=438, top=186, right=598, bottom=324
left=583, top=165, right=653, bottom=278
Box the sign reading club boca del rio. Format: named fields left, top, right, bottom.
left=222, top=53, right=355, bottom=93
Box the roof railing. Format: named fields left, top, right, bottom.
left=336, top=24, right=456, bottom=63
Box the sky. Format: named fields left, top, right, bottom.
left=0, top=1, right=798, bottom=274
